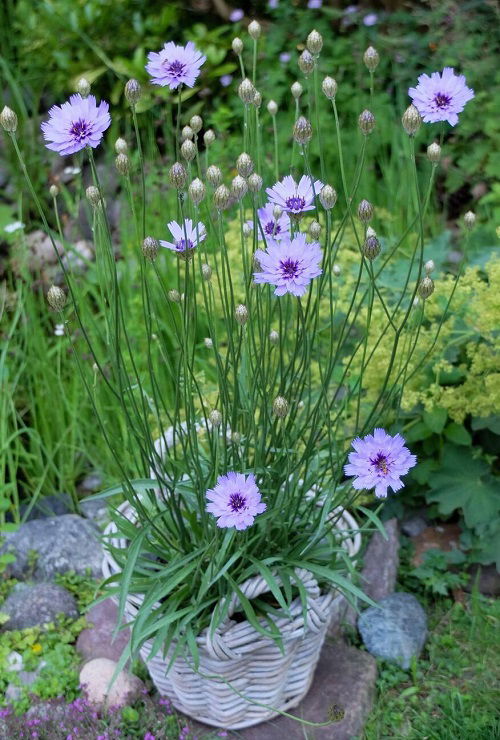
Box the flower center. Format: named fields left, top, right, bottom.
left=370, top=452, right=390, bottom=475
left=69, top=119, right=90, bottom=141
left=285, top=195, right=306, bottom=212
left=280, top=258, right=300, bottom=279
left=167, top=60, right=186, bottom=78
left=433, top=92, right=451, bottom=109
left=175, top=238, right=194, bottom=252
left=265, top=221, right=281, bottom=235
left=229, top=493, right=247, bottom=512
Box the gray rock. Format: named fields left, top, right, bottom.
left=358, top=592, right=427, bottom=669
left=361, top=518, right=400, bottom=603
left=79, top=658, right=144, bottom=710
left=25, top=229, right=64, bottom=268
left=77, top=598, right=130, bottom=663
left=77, top=472, right=103, bottom=494
left=20, top=493, right=72, bottom=520
left=79, top=498, right=109, bottom=527
left=0, top=582, right=78, bottom=630
left=0, top=514, right=103, bottom=580
left=401, top=514, right=428, bottom=538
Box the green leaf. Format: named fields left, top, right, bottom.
left=423, top=407, right=448, bottom=434
left=357, top=505, right=388, bottom=540
left=81, top=478, right=158, bottom=502
left=444, top=423, right=472, bottom=446
left=405, top=421, right=434, bottom=443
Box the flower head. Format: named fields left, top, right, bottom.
left=220, top=74, right=233, bottom=87
left=146, top=41, right=206, bottom=90
left=229, top=8, right=244, bottom=22
left=206, top=472, right=266, bottom=530
left=159, top=219, right=206, bottom=258
left=266, top=175, right=324, bottom=217
left=408, top=67, right=474, bottom=126
left=344, top=428, right=417, bottom=499
left=248, top=203, right=291, bottom=242
left=254, top=232, right=323, bottom=297
left=41, top=94, right=110, bottom=156
left=308, top=0, right=323, bottom=7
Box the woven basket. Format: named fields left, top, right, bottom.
left=102, top=500, right=360, bottom=729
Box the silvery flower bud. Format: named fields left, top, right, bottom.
left=231, top=431, right=241, bottom=444
left=243, top=223, right=252, bottom=238
left=424, top=259, right=435, bottom=275
left=201, top=263, right=212, bottom=281
left=235, top=303, right=249, bottom=325
left=269, top=329, right=279, bottom=345
left=272, top=205, right=283, bottom=220
left=402, top=104, right=422, bottom=136
left=115, top=153, right=130, bottom=175
left=125, top=79, right=141, bottom=105
left=359, top=109, right=375, bottom=136
left=427, top=142, right=441, bottom=164
left=363, top=235, right=381, bottom=260
left=267, top=100, right=278, bottom=116
left=115, top=137, right=128, bottom=154
left=213, top=184, right=231, bottom=210
left=321, top=76, right=337, bottom=100
left=293, top=116, right=313, bottom=145
left=358, top=199, right=374, bottom=223
left=239, top=78, right=256, bottom=105
left=47, top=285, right=66, bottom=311
left=209, top=409, right=222, bottom=427
left=464, top=211, right=476, bottom=230
left=307, top=29, right=323, bottom=56
left=76, top=77, right=91, bottom=98
left=181, top=125, right=194, bottom=141
left=204, top=337, right=213, bottom=348
left=181, top=139, right=196, bottom=162
left=273, top=396, right=289, bottom=418
left=248, top=20, right=261, bottom=40
left=253, top=91, right=262, bottom=108
left=189, top=178, right=205, bottom=205
left=142, top=236, right=159, bottom=261
left=298, top=49, right=314, bottom=76
left=363, top=46, right=379, bottom=72
left=169, top=162, right=187, bottom=189
left=190, top=115, right=202, bottom=134
left=418, top=276, right=434, bottom=299
left=309, top=220, right=321, bottom=239
left=232, top=175, right=248, bottom=200
left=168, top=289, right=181, bottom=302
left=237, top=152, right=254, bottom=178
left=49, top=184, right=59, bottom=198
left=291, top=81, right=303, bottom=99
left=333, top=264, right=341, bottom=277
left=206, top=165, right=222, bottom=187
left=86, top=185, right=102, bottom=208
left=204, top=129, right=216, bottom=147
left=232, top=37, right=244, bottom=55
left=247, top=173, right=263, bottom=193
left=319, top=184, right=337, bottom=210
left=0, top=106, right=18, bottom=133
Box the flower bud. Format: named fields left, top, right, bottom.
left=464, top=211, right=476, bottom=230
left=236, top=152, right=254, bottom=177
left=168, top=289, right=182, bottom=303
left=247, top=173, right=263, bottom=193
left=358, top=199, right=374, bottom=223
left=427, top=142, right=441, bottom=164
left=363, top=235, right=381, bottom=260
left=169, top=162, right=187, bottom=189
left=267, top=100, right=278, bottom=116
left=181, top=139, right=196, bottom=162
left=333, top=264, right=341, bottom=277
left=235, top=304, right=249, bottom=325
left=402, top=104, right=422, bottom=136
left=142, top=236, right=159, bottom=261
left=269, top=329, right=279, bottom=345
left=201, top=263, right=212, bottom=281
left=86, top=185, right=102, bottom=208
left=232, top=175, right=248, bottom=201
left=307, top=29, right=323, bottom=56
left=181, top=125, right=194, bottom=141
left=0, top=106, right=18, bottom=133
left=124, top=79, right=141, bottom=106
left=359, top=109, right=375, bottom=136
left=309, top=220, right=321, bottom=239
left=248, top=20, right=261, bottom=39
left=47, top=285, right=66, bottom=311
left=291, top=81, right=303, bottom=99
left=204, top=129, right=216, bottom=147
left=206, top=165, right=222, bottom=187
left=273, top=396, right=289, bottom=418
left=366, top=226, right=377, bottom=239
left=321, top=76, right=337, bottom=100
left=190, top=115, right=203, bottom=134
left=209, top=409, right=222, bottom=427
left=49, top=184, right=59, bottom=198
left=76, top=77, right=91, bottom=98
left=319, top=184, right=337, bottom=210
left=115, top=153, right=130, bottom=176
left=424, top=259, right=435, bottom=275
left=418, top=276, right=434, bottom=299
left=204, top=337, right=213, bottom=348
left=115, top=137, right=128, bottom=154
left=243, top=223, right=252, bottom=238
left=272, top=205, right=283, bottom=220
left=293, top=116, right=313, bottom=145
left=213, top=184, right=231, bottom=210
left=231, top=431, right=241, bottom=444
left=253, top=91, right=263, bottom=108
left=298, top=49, right=314, bottom=76
left=232, top=37, right=244, bottom=55
left=363, top=46, right=379, bottom=72
left=189, top=178, right=205, bottom=205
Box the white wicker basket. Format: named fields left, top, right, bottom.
left=102, top=500, right=360, bottom=730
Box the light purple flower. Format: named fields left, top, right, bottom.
left=307, top=0, right=323, bottom=8
left=268, top=0, right=279, bottom=8
left=220, top=74, right=233, bottom=87
left=254, top=233, right=323, bottom=297
left=248, top=203, right=291, bottom=242
left=344, top=4, right=358, bottom=13
left=344, top=428, right=417, bottom=499
left=279, top=52, right=291, bottom=64
left=143, top=734, right=155, bottom=740
left=206, top=472, right=266, bottom=530
left=229, top=8, right=244, bottom=22
left=159, top=219, right=206, bottom=257
left=363, top=12, right=378, bottom=26
left=266, top=175, right=324, bottom=217
left=146, top=41, right=206, bottom=90
left=408, top=67, right=474, bottom=126
left=40, top=94, right=110, bottom=156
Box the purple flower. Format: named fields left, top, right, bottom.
left=206, top=472, right=266, bottom=530
left=408, top=67, right=474, bottom=126
left=220, top=74, right=233, bottom=87
left=229, top=8, right=244, bottom=22
left=363, top=12, right=378, bottom=26
left=146, top=42, right=206, bottom=90
left=279, top=52, right=291, bottom=64
left=144, top=734, right=156, bottom=740
left=268, top=0, right=280, bottom=8
left=266, top=175, right=324, bottom=217
left=344, top=428, right=417, bottom=499
left=307, top=0, right=322, bottom=8
left=253, top=233, right=323, bottom=297
left=40, top=94, right=110, bottom=156
left=159, top=219, right=206, bottom=257
left=248, top=203, right=291, bottom=241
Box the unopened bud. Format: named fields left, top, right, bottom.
left=307, top=29, right=323, bottom=56
left=232, top=37, right=244, bottom=55
left=267, top=100, right=278, bottom=116
left=363, top=46, right=379, bottom=72
left=269, top=329, right=279, bottom=345
left=49, top=184, right=59, bottom=198
left=86, top=186, right=102, bottom=208
left=232, top=175, right=248, bottom=200
left=201, top=263, right=212, bottom=281
left=272, top=205, right=283, bottom=220
left=243, top=223, right=252, bottom=238
left=115, top=153, right=130, bottom=175
left=47, top=285, right=66, bottom=311
left=309, top=220, right=321, bottom=239
left=248, top=20, right=261, bottom=40
left=358, top=199, right=374, bottom=223
left=424, top=259, right=435, bottom=275
left=206, top=165, right=222, bottom=187
left=142, top=236, right=159, bottom=261
left=189, top=178, right=205, bottom=205
left=319, top=184, right=337, bottom=210
left=247, top=173, right=263, bottom=193
left=181, top=125, right=194, bottom=141
left=204, top=337, right=213, bottom=348
left=427, top=142, right=441, bottom=164
left=402, top=104, right=422, bottom=136
left=169, top=162, right=187, bottom=189
left=321, top=76, right=337, bottom=100
left=190, top=115, right=203, bottom=134
left=76, top=77, right=91, bottom=98
left=298, top=49, right=314, bottom=76
left=168, top=289, right=182, bottom=303
left=231, top=431, right=241, bottom=444
left=359, top=109, right=375, bottom=136
left=291, top=81, right=303, bottom=99
left=235, top=303, right=249, bottom=325
left=418, top=276, right=434, bottom=299
left=204, top=129, right=216, bottom=146
left=213, top=184, right=231, bottom=210
left=464, top=211, right=476, bottom=230
left=273, top=396, right=289, bottom=418
left=237, top=152, right=254, bottom=177
left=252, top=91, right=262, bottom=108
left=0, top=106, right=18, bottom=133
left=333, top=264, right=341, bottom=276
left=293, top=116, right=313, bottom=145
left=115, top=137, right=128, bottom=154
left=181, top=139, right=196, bottom=162
left=209, top=409, right=222, bottom=427
left=363, top=235, right=381, bottom=260
left=125, top=79, right=141, bottom=106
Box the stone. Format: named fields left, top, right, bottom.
left=0, top=514, right=103, bottom=580
left=401, top=514, right=428, bottom=538
left=410, top=523, right=462, bottom=567
left=79, top=498, right=109, bottom=527
left=358, top=592, right=427, bottom=669
left=465, top=564, right=500, bottom=596
left=0, top=583, right=78, bottom=630
left=25, top=229, right=64, bottom=268
left=76, top=598, right=130, bottom=663
left=20, top=493, right=72, bottom=520
left=77, top=472, right=103, bottom=494
left=79, top=658, right=144, bottom=710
